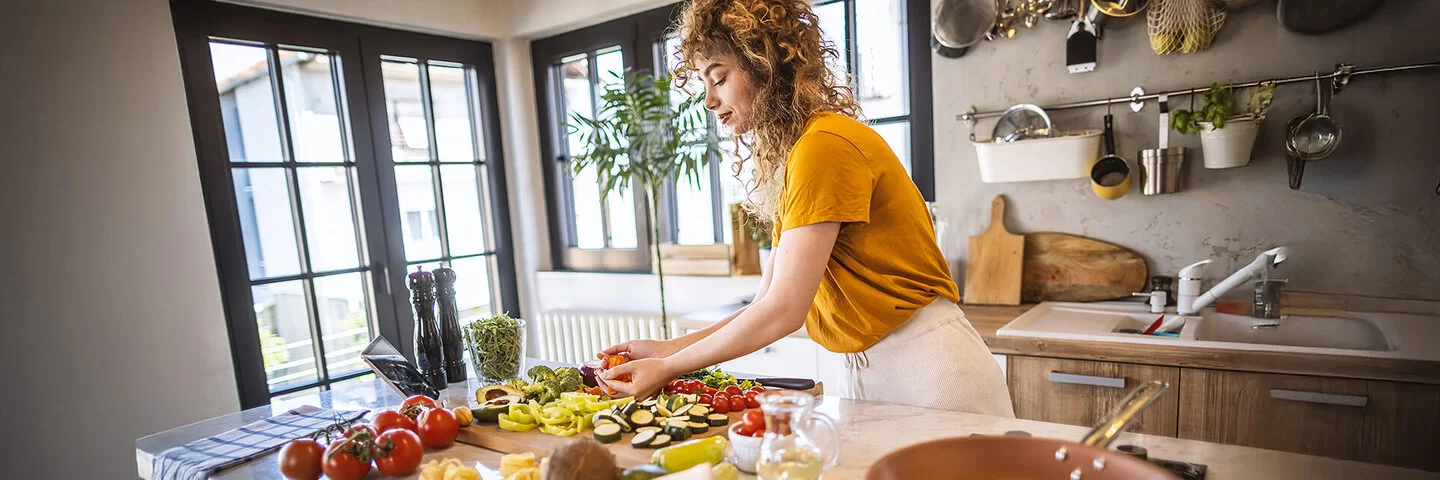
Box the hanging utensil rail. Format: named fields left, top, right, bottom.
left=957, top=61, right=1440, bottom=136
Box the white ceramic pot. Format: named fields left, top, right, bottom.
left=728, top=422, right=763, bottom=473
left=1198, top=118, right=1260, bottom=169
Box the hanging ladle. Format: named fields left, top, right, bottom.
left=1285, top=72, right=1343, bottom=189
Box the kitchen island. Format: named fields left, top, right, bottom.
left=136, top=362, right=1436, bottom=479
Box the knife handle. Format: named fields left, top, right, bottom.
left=755, top=377, right=816, bottom=391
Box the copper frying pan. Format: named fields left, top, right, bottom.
left=867, top=380, right=1177, bottom=480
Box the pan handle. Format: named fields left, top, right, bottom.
left=1079, top=380, right=1169, bottom=448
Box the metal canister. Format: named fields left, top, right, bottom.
left=1139, top=147, right=1186, bottom=195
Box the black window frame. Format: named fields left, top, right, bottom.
left=532, top=0, right=933, bottom=271
left=171, top=0, right=519, bottom=409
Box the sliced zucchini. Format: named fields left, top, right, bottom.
left=619, top=401, right=640, bottom=416
left=688, top=422, right=710, bottom=434
left=671, top=404, right=693, bottom=417
left=629, top=409, right=655, bottom=427
left=631, top=430, right=657, bottom=448
left=613, top=416, right=633, bottom=433
left=593, top=423, right=622, bottom=444
left=592, top=410, right=615, bottom=426
left=640, top=398, right=658, bottom=408
left=649, top=434, right=672, bottom=449
left=636, top=426, right=662, bottom=435
left=688, top=405, right=710, bottom=417
left=707, top=414, right=730, bottom=427
left=656, top=402, right=673, bottom=417
left=667, top=396, right=687, bottom=412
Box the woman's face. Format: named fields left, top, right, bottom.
left=698, top=52, right=758, bottom=133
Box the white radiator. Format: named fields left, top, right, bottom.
left=536, top=310, right=667, bottom=363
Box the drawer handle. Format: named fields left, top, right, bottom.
left=1048, top=372, right=1126, bottom=389
left=1269, top=389, right=1368, bottom=407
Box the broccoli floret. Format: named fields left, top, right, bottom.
left=527, top=365, right=556, bottom=383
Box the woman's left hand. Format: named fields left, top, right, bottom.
left=597, top=358, right=676, bottom=398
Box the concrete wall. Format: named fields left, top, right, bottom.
left=0, top=0, right=239, bottom=477
left=932, top=0, right=1440, bottom=299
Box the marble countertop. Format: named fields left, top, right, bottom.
left=137, top=365, right=1435, bottom=479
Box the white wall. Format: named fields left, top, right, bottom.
left=509, top=0, right=676, bottom=38
left=0, top=0, right=239, bottom=477
left=226, top=0, right=514, bottom=40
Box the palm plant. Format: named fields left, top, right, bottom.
left=567, top=69, right=720, bottom=336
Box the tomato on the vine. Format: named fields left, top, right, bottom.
left=278, top=438, right=324, bottom=480
left=374, top=429, right=424, bottom=476
left=373, top=409, right=418, bottom=434
left=401, top=394, right=438, bottom=410
left=344, top=424, right=377, bottom=442
left=417, top=406, right=460, bottom=448
left=322, top=438, right=372, bottom=480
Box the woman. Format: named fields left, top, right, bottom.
left=598, top=0, right=1013, bottom=416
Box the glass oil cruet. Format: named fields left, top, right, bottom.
left=756, top=389, right=840, bottom=480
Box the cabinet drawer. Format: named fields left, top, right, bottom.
left=1008, top=356, right=1180, bottom=437
left=1178, top=369, right=1440, bottom=472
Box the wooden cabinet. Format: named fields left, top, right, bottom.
left=1177, top=369, right=1440, bottom=472
left=1008, top=356, right=1180, bottom=437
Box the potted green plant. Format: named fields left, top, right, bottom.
left=1171, top=82, right=1275, bottom=169
left=568, top=69, right=719, bottom=337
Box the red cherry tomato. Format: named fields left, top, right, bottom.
left=373, top=409, right=418, bottom=434
left=374, top=429, right=424, bottom=476
left=699, top=394, right=714, bottom=406
left=417, top=406, right=460, bottom=448
left=322, top=438, right=372, bottom=480
left=746, top=396, right=761, bottom=409
left=749, top=386, right=766, bottom=394
left=735, top=422, right=757, bottom=437
left=728, top=395, right=746, bottom=412
left=687, top=380, right=703, bottom=390
left=278, top=438, right=324, bottom=480
left=742, top=409, right=765, bottom=430
left=711, top=398, right=729, bottom=414
left=724, top=385, right=742, bottom=396
left=702, top=386, right=718, bottom=396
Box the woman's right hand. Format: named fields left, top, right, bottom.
left=599, top=338, right=681, bottom=361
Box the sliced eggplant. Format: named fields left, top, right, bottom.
left=629, top=409, right=655, bottom=427
left=593, top=423, right=622, bottom=444
left=631, top=430, right=657, bottom=447
left=649, top=433, right=673, bottom=448
left=688, top=422, right=709, bottom=434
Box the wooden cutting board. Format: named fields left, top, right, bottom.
left=1022, top=232, right=1148, bottom=302
left=963, top=195, right=1024, bottom=306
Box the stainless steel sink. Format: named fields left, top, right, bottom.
left=1193, top=312, right=1394, bottom=351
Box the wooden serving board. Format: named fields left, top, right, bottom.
left=456, top=384, right=821, bottom=467
left=1021, top=232, right=1148, bottom=302
left=963, top=195, right=1024, bottom=306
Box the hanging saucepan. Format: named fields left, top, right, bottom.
left=933, top=0, right=998, bottom=58
left=868, top=380, right=1178, bottom=479
left=1090, top=0, right=1148, bottom=29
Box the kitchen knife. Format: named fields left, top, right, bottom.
left=738, top=377, right=816, bottom=391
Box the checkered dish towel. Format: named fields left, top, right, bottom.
left=151, top=405, right=369, bottom=480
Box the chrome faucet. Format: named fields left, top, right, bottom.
left=1176, top=247, right=1289, bottom=316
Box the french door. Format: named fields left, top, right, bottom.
left=172, top=1, right=517, bottom=408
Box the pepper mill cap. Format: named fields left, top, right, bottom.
left=433, top=265, right=456, bottom=288
left=408, top=266, right=435, bottom=291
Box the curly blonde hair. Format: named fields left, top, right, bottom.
left=671, top=0, right=861, bottom=223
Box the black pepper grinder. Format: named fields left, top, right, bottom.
left=408, top=267, right=445, bottom=389
left=433, top=264, right=466, bottom=383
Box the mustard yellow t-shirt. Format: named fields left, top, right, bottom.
left=775, top=112, right=960, bottom=353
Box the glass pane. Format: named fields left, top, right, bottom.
left=211, top=42, right=282, bottom=162
left=440, top=165, right=487, bottom=256
left=296, top=167, right=361, bottom=272
left=872, top=121, right=911, bottom=175
left=395, top=165, right=442, bottom=261
left=560, top=54, right=605, bottom=249
left=855, top=0, right=908, bottom=118
left=280, top=50, right=347, bottom=162
left=381, top=59, right=431, bottom=162
left=814, top=1, right=851, bottom=88
left=449, top=255, right=496, bottom=324
left=253, top=280, right=317, bottom=392
left=427, top=63, right=480, bottom=162
left=313, top=273, right=372, bottom=378
left=676, top=167, right=715, bottom=245
left=595, top=46, right=625, bottom=87
left=719, top=140, right=752, bottom=244
left=607, top=186, right=638, bottom=249
left=233, top=168, right=302, bottom=279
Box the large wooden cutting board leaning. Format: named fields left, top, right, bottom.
left=1022, top=232, right=1148, bottom=302
left=963, top=195, right=1024, bottom=306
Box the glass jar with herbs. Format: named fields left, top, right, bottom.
left=462, top=313, right=526, bottom=383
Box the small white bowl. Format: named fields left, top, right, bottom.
left=727, top=422, right=763, bottom=473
